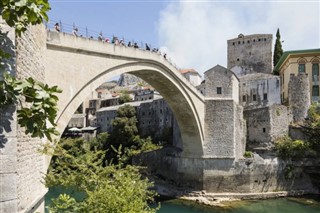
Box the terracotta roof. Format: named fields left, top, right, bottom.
left=179, top=69, right=198, bottom=74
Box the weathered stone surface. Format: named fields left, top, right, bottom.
left=288, top=73, right=310, bottom=123
left=0, top=154, right=17, bottom=173
left=0, top=173, right=17, bottom=201
left=227, top=34, right=273, bottom=74
left=0, top=199, right=18, bottom=213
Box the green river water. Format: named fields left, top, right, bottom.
left=45, top=187, right=320, bottom=212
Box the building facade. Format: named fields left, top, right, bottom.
left=274, top=49, right=320, bottom=103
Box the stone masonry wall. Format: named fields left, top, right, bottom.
left=0, top=18, right=18, bottom=213
left=288, top=73, right=310, bottom=123
left=227, top=34, right=273, bottom=73
left=245, top=105, right=289, bottom=152
left=15, top=24, right=48, bottom=212
left=204, top=100, right=236, bottom=158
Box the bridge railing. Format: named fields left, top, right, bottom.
left=46, top=20, right=157, bottom=54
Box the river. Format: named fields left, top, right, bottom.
left=45, top=187, right=320, bottom=212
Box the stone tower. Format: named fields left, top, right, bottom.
left=227, top=34, right=273, bottom=74
left=288, top=73, right=310, bottom=123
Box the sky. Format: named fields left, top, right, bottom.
left=48, top=0, right=320, bottom=76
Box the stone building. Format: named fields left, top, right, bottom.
left=201, top=65, right=246, bottom=159
left=134, top=88, right=155, bottom=101
left=67, top=114, right=86, bottom=128
left=274, top=49, right=320, bottom=103
left=239, top=73, right=281, bottom=110
left=96, top=94, right=175, bottom=141
left=179, top=69, right=202, bottom=86
left=226, top=33, right=286, bottom=150
left=227, top=34, right=273, bottom=74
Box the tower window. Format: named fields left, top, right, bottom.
left=263, top=93, right=268, bottom=100
left=217, top=87, right=222, bottom=94
left=253, top=94, right=257, bottom=101
left=242, top=95, right=246, bottom=102
left=263, top=128, right=266, bottom=133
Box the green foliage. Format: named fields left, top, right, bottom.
left=273, top=28, right=284, bottom=75
left=105, top=105, right=161, bottom=164
left=0, top=73, right=62, bottom=141
left=275, top=136, right=310, bottom=159
left=0, top=1, right=62, bottom=141
left=118, top=92, right=132, bottom=104
left=243, top=151, right=253, bottom=158
left=43, top=138, right=158, bottom=213
left=0, top=0, right=50, bottom=36
left=301, top=103, right=320, bottom=153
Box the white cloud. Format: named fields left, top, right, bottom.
left=157, top=1, right=320, bottom=76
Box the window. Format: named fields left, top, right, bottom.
left=252, top=94, right=257, bottom=101
left=237, top=58, right=240, bottom=61
left=312, top=85, right=319, bottom=97
left=263, top=93, right=268, bottom=100
left=263, top=128, right=266, bottom=133
left=298, top=64, right=305, bottom=73
left=217, top=87, right=222, bottom=94
left=242, top=95, right=246, bottom=102
left=312, top=63, right=319, bottom=81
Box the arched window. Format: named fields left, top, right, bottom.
left=298, top=58, right=307, bottom=73
left=312, top=58, right=319, bottom=82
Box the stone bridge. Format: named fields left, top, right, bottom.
left=45, top=31, right=206, bottom=158
left=1, top=25, right=248, bottom=213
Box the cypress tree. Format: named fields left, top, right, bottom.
left=273, top=28, right=284, bottom=75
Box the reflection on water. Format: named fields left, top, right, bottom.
left=46, top=187, right=320, bottom=213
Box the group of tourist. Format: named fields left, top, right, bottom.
left=53, top=22, right=168, bottom=59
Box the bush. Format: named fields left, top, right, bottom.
left=275, top=136, right=310, bottom=159
left=243, top=151, right=253, bottom=158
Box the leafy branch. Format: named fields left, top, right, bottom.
left=0, top=73, right=62, bottom=141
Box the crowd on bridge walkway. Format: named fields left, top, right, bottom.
left=50, top=21, right=173, bottom=65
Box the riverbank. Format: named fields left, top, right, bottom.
left=153, top=180, right=319, bottom=207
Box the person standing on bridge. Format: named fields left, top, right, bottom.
left=54, top=23, right=60, bottom=32
left=72, top=27, right=78, bottom=37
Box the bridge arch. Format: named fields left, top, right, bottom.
left=45, top=32, right=205, bottom=157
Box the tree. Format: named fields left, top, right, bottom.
left=118, top=91, right=132, bottom=104
left=43, top=137, right=158, bottom=213
left=0, top=0, right=61, bottom=141
left=273, top=28, right=284, bottom=75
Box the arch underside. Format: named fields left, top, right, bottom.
left=54, top=62, right=204, bottom=157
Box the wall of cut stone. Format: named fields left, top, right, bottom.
left=269, top=105, right=290, bottom=141
left=239, top=73, right=281, bottom=110
left=227, top=34, right=273, bottom=73
left=288, top=73, right=310, bottom=123
left=0, top=18, right=18, bottom=213
left=204, top=100, right=236, bottom=158
left=15, top=24, right=48, bottom=212
left=245, top=105, right=289, bottom=152
left=135, top=149, right=317, bottom=194
left=244, top=107, right=272, bottom=150
left=204, top=65, right=238, bottom=101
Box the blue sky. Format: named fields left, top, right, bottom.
left=48, top=0, right=320, bottom=75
